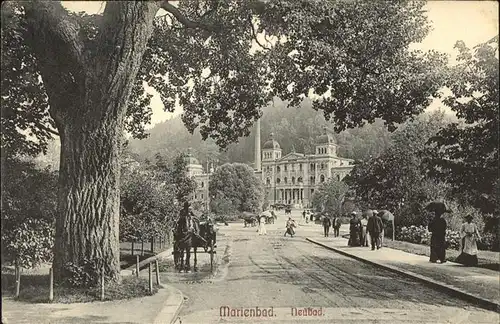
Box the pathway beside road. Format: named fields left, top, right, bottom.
left=306, top=235, right=500, bottom=312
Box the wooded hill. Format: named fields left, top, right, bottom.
left=128, top=97, right=412, bottom=169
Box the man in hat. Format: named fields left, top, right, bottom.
left=332, top=214, right=341, bottom=237
left=322, top=215, right=332, bottom=237
left=428, top=206, right=448, bottom=263
left=367, top=210, right=383, bottom=250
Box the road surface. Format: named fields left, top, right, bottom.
left=161, top=211, right=498, bottom=324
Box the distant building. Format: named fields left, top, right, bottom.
left=260, top=127, right=354, bottom=208
left=184, top=124, right=355, bottom=210
left=184, top=149, right=211, bottom=211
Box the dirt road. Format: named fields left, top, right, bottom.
left=162, top=211, right=498, bottom=324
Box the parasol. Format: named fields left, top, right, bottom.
left=377, top=210, right=394, bottom=222
left=425, top=201, right=451, bottom=214
left=377, top=209, right=396, bottom=242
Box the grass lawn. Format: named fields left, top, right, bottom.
left=383, top=239, right=500, bottom=272
left=1, top=267, right=159, bottom=303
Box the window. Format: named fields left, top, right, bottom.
left=266, top=178, right=271, bottom=185
left=310, top=176, right=315, bottom=183
left=291, top=164, right=294, bottom=170
left=299, top=164, right=303, bottom=171
left=277, top=178, right=281, bottom=184
left=320, top=175, right=325, bottom=182
left=297, top=177, right=302, bottom=183
left=201, top=182, right=204, bottom=188
left=291, top=177, right=295, bottom=184
left=284, top=177, right=288, bottom=183
left=284, top=165, right=287, bottom=171
left=277, top=166, right=281, bottom=172
left=201, top=193, right=204, bottom=199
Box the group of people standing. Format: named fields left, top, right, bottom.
left=428, top=204, right=482, bottom=266
left=321, top=215, right=342, bottom=237
left=348, top=210, right=385, bottom=250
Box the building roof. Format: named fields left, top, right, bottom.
left=316, top=126, right=336, bottom=145
left=184, top=148, right=201, bottom=165
left=263, top=132, right=281, bottom=150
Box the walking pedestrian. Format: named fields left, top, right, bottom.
left=360, top=213, right=369, bottom=247
left=348, top=212, right=362, bottom=246
left=366, top=210, right=383, bottom=250
left=372, top=210, right=384, bottom=248
left=456, top=215, right=481, bottom=266
left=322, top=215, right=332, bottom=237
left=332, top=215, right=341, bottom=237
left=428, top=208, right=447, bottom=263
left=258, top=214, right=267, bottom=235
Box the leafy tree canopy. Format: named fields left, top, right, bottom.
left=344, top=111, right=450, bottom=226
left=425, top=37, right=499, bottom=215
left=209, top=163, right=264, bottom=213
left=2, top=0, right=447, bottom=156
left=1, top=157, right=58, bottom=268
left=311, top=178, right=349, bottom=216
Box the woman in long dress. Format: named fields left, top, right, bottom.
left=456, top=215, right=481, bottom=266
left=348, top=212, right=362, bottom=246
left=258, top=214, right=267, bottom=235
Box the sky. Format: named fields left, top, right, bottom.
left=62, top=1, right=499, bottom=127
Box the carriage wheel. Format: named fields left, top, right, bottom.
left=210, top=240, right=214, bottom=273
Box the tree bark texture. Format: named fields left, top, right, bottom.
left=24, top=1, right=159, bottom=282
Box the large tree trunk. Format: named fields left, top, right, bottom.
left=24, top=1, right=160, bottom=283
left=53, top=115, right=124, bottom=282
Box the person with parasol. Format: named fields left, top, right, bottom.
left=456, top=215, right=482, bottom=267
left=426, top=201, right=450, bottom=263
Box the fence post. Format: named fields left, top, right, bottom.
left=135, top=255, right=140, bottom=277
left=100, top=265, right=105, bottom=301
left=148, top=262, right=153, bottom=293
left=392, top=219, right=395, bottom=241
left=155, top=259, right=160, bottom=285
left=15, top=260, right=20, bottom=298
left=141, top=240, right=144, bottom=256
left=49, top=267, right=54, bottom=302
left=131, top=241, right=134, bottom=256
left=151, top=237, right=154, bottom=254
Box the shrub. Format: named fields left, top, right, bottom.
left=63, top=259, right=104, bottom=288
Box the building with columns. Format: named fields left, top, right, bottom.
left=184, top=122, right=354, bottom=210
left=260, top=127, right=354, bottom=208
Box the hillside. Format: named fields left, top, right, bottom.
left=128, top=98, right=396, bottom=169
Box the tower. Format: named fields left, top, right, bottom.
left=262, top=133, right=281, bottom=161
left=254, top=118, right=261, bottom=171
left=315, top=126, right=337, bottom=156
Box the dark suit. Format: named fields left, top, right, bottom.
left=367, top=215, right=383, bottom=250
left=323, top=217, right=332, bottom=237
left=428, top=216, right=447, bottom=262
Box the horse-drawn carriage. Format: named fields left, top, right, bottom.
left=284, top=205, right=292, bottom=215
left=172, top=212, right=217, bottom=273
left=242, top=210, right=276, bottom=226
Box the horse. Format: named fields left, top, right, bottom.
left=243, top=216, right=257, bottom=227
left=265, top=211, right=277, bottom=224
left=173, top=215, right=207, bottom=272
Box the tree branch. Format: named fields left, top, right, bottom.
left=158, top=1, right=219, bottom=31
left=24, top=1, right=85, bottom=81
left=34, top=122, right=60, bottom=137
left=249, top=16, right=271, bottom=51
